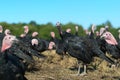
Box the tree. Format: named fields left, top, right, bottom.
left=29, top=21, right=37, bottom=26
left=104, top=20, right=113, bottom=28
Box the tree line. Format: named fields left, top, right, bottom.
left=0, top=20, right=120, bottom=39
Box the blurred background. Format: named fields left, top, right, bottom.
left=0, top=0, right=120, bottom=38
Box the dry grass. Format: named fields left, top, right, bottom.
left=25, top=50, right=120, bottom=80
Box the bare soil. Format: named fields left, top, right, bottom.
left=25, top=50, right=120, bottom=80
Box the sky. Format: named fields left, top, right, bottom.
left=0, top=0, right=120, bottom=29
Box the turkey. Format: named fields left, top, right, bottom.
left=50, top=31, right=67, bottom=56
left=101, top=31, right=120, bottom=59
left=0, top=35, right=27, bottom=80
left=0, top=25, right=5, bottom=47
left=1, top=35, right=45, bottom=70
left=31, top=38, right=55, bottom=52
left=56, top=22, right=115, bottom=76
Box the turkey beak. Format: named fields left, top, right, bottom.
left=13, top=39, right=19, bottom=43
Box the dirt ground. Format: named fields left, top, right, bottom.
left=25, top=50, right=120, bottom=80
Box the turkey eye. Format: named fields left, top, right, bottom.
left=9, top=37, right=11, bottom=39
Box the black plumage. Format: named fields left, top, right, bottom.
left=56, top=23, right=115, bottom=75
left=0, top=49, right=27, bottom=80
left=31, top=38, right=50, bottom=52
